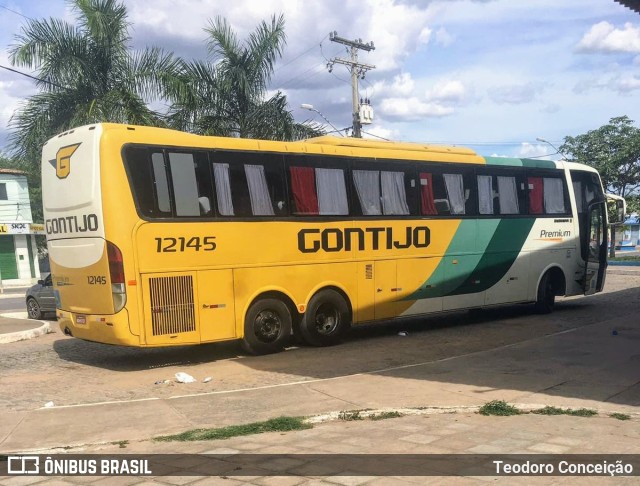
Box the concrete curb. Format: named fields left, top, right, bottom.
left=0, top=312, right=52, bottom=344
left=0, top=321, right=51, bottom=344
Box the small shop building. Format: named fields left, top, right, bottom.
left=0, top=168, right=43, bottom=286
left=618, top=214, right=640, bottom=251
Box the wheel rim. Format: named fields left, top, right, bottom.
left=253, top=310, right=282, bottom=343
left=314, top=303, right=340, bottom=335
left=27, top=300, right=39, bottom=318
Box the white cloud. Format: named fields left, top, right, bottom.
left=426, top=80, right=466, bottom=103
left=615, top=76, right=640, bottom=92
left=390, top=73, right=415, bottom=96
left=577, top=21, right=640, bottom=54
left=379, top=97, right=454, bottom=120
left=418, top=28, right=432, bottom=45
left=517, top=142, right=551, bottom=158
left=434, top=27, right=454, bottom=47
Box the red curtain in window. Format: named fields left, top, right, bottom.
left=420, top=172, right=437, bottom=215
left=528, top=177, right=543, bottom=214
left=290, top=166, right=319, bottom=215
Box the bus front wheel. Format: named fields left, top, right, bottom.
left=299, top=289, right=350, bottom=346
left=535, top=272, right=555, bottom=314
left=242, top=298, right=292, bottom=355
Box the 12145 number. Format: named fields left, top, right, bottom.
left=155, top=236, right=216, bottom=252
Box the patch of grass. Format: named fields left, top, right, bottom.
left=338, top=410, right=365, bottom=421
left=609, top=255, right=640, bottom=261
left=369, top=411, right=404, bottom=421
left=609, top=412, right=631, bottom=421
left=532, top=406, right=597, bottom=417
left=531, top=406, right=565, bottom=415
left=478, top=400, right=521, bottom=416
left=566, top=408, right=598, bottom=417
left=154, top=416, right=311, bottom=442
left=111, top=440, right=129, bottom=448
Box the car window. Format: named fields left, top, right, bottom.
left=44, top=274, right=52, bottom=286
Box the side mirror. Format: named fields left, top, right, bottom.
left=616, top=200, right=625, bottom=224
left=37, top=280, right=45, bottom=285
left=606, top=195, right=626, bottom=224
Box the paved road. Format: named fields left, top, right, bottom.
left=1, top=271, right=638, bottom=414
left=0, top=295, right=24, bottom=313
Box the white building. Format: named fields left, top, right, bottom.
left=0, top=168, right=43, bottom=286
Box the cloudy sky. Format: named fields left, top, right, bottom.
left=1, top=0, right=639, bottom=159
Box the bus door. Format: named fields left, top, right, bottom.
left=584, top=202, right=607, bottom=295
left=374, top=260, right=398, bottom=320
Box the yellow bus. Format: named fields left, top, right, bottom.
left=41, top=123, right=621, bottom=354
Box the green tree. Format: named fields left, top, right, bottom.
left=560, top=116, right=640, bottom=198
left=560, top=116, right=640, bottom=256
left=167, top=14, right=322, bottom=140
left=8, top=0, right=179, bottom=160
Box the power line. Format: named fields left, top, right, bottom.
left=0, top=64, right=66, bottom=89
left=0, top=3, right=32, bottom=21
left=274, top=34, right=328, bottom=73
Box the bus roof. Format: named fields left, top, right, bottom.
left=51, top=123, right=579, bottom=169
left=303, top=135, right=478, bottom=156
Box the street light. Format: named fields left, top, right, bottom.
left=301, top=104, right=343, bottom=136
left=536, top=137, right=564, bottom=158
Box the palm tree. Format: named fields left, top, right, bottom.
left=168, top=14, right=322, bottom=141
left=9, top=0, right=179, bottom=159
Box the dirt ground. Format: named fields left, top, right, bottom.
left=1, top=271, right=638, bottom=412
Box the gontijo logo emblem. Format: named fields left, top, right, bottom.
left=49, top=143, right=81, bottom=179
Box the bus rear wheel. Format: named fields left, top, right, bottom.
left=535, top=272, right=555, bottom=314
left=299, top=289, right=350, bottom=346
left=242, top=298, right=292, bottom=355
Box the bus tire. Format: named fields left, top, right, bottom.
left=535, top=272, right=555, bottom=314
left=242, top=298, right=292, bottom=355
left=299, top=289, right=350, bottom=346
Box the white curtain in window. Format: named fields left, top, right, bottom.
left=497, top=176, right=519, bottom=214
left=213, top=163, right=234, bottom=216
left=572, top=181, right=583, bottom=213
left=353, top=170, right=381, bottom=215
left=544, top=177, right=566, bottom=214
left=316, top=168, right=349, bottom=215
left=477, top=175, right=494, bottom=215
left=169, top=153, right=200, bottom=217
left=381, top=171, right=409, bottom=215
left=444, top=173, right=466, bottom=215
left=244, top=164, right=274, bottom=216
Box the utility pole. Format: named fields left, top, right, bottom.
left=327, top=31, right=375, bottom=138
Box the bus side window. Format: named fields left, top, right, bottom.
left=287, top=156, right=349, bottom=216
left=477, top=170, right=527, bottom=216
left=212, top=151, right=286, bottom=218
left=528, top=171, right=570, bottom=216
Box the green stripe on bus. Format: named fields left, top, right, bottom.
left=446, top=218, right=535, bottom=295
left=520, top=158, right=557, bottom=169
left=404, top=219, right=500, bottom=300
left=403, top=218, right=534, bottom=300
left=483, top=156, right=523, bottom=167
left=483, top=156, right=558, bottom=169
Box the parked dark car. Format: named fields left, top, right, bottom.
left=25, top=274, right=56, bottom=319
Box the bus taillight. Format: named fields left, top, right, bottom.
left=107, top=241, right=127, bottom=312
